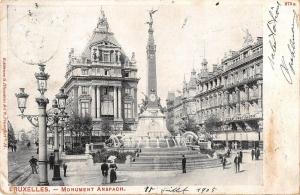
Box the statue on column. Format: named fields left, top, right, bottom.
left=146, top=9, right=158, bottom=26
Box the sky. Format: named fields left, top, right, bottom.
left=6, top=0, right=263, bottom=132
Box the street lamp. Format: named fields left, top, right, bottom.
left=15, top=88, right=29, bottom=115
left=15, top=64, right=50, bottom=186
left=35, top=64, right=49, bottom=95
left=56, top=88, right=68, bottom=111
left=55, top=88, right=69, bottom=152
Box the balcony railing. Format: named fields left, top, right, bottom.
left=225, top=50, right=263, bottom=71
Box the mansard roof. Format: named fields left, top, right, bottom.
left=81, top=9, right=125, bottom=60
left=81, top=31, right=122, bottom=58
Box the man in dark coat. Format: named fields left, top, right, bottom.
left=234, top=154, right=241, bottom=173
left=256, top=148, right=260, bottom=160
left=101, top=160, right=109, bottom=184
left=182, top=155, right=186, bottom=173
left=222, top=156, right=227, bottom=170
left=49, top=153, right=54, bottom=170
left=239, top=150, right=243, bottom=163
left=63, top=162, right=68, bottom=177
left=251, top=148, right=255, bottom=160
left=29, top=156, right=38, bottom=174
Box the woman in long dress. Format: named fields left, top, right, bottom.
left=109, top=161, right=118, bottom=183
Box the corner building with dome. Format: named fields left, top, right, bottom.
left=62, top=10, right=139, bottom=141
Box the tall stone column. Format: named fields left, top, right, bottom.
left=118, top=87, right=122, bottom=119
left=36, top=97, right=49, bottom=186
left=114, top=87, right=118, bottom=118
left=91, top=86, right=96, bottom=118
left=96, top=86, right=101, bottom=118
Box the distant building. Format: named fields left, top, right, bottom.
left=166, top=35, right=263, bottom=149
left=62, top=10, right=139, bottom=141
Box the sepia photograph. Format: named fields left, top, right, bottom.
left=0, top=0, right=299, bottom=194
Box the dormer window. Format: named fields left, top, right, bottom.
left=103, top=53, right=110, bottom=62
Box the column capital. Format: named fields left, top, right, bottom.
left=36, top=97, right=49, bottom=108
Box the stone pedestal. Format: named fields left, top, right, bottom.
left=136, top=107, right=170, bottom=138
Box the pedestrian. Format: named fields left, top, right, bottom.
left=222, top=156, right=227, bottom=170
left=27, top=142, right=31, bottom=149
left=101, top=159, right=109, bottom=184
left=256, top=148, right=260, bottom=160
left=14, top=145, right=17, bottom=152
left=109, top=160, right=118, bottom=183
left=37, top=147, right=39, bottom=154
left=251, top=148, right=255, bottom=160
left=63, top=162, right=68, bottom=177
left=182, top=155, right=186, bottom=173
left=49, top=153, right=54, bottom=170
left=239, top=149, right=243, bottom=163
left=29, top=156, right=38, bottom=174
left=234, top=154, right=240, bottom=173
left=11, top=144, right=14, bottom=152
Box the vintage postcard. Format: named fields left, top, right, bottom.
left=0, top=0, right=299, bottom=194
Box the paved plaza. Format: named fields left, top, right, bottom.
left=32, top=150, right=262, bottom=186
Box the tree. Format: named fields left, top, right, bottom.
left=7, top=120, right=16, bottom=146
left=204, top=115, right=222, bottom=133
left=67, top=112, right=93, bottom=145
left=203, top=115, right=222, bottom=141
left=176, top=115, right=198, bottom=134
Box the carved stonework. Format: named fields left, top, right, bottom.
left=36, top=97, right=49, bottom=107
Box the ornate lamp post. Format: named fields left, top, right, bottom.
left=56, top=88, right=69, bottom=153
left=51, top=99, right=61, bottom=181
left=50, top=88, right=69, bottom=181
left=15, top=64, right=50, bottom=186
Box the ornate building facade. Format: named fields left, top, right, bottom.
left=62, top=10, right=139, bottom=140
left=166, top=35, right=263, bottom=149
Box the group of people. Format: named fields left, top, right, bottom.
left=29, top=154, right=68, bottom=177
left=101, top=159, right=118, bottom=184
left=233, top=151, right=243, bottom=173
left=251, top=148, right=261, bottom=160
left=10, top=144, right=17, bottom=152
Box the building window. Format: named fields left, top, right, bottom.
left=96, top=68, right=101, bottom=74
left=82, top=69, right=88, bottom=75
left=103, top=87, right=108, bottom=95
left=124, top=103, right=132, bottom=118
left=104, top=70, right=109, bottom=76
left=103, top=53, right=110, bottom=62
left=125, top=88, right=131, bottom=95
left=81, top=102, right=89, bottom=117
left=82, top=86, right=88, bottom=95
left=124, top=72, right=129, bottom=77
